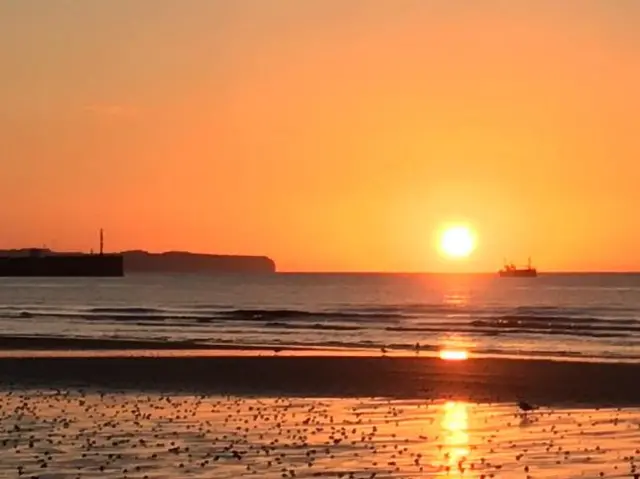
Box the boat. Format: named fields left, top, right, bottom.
left=0, top=229, right=124, bottom=277
left=499, top=257, right=538, bottom=277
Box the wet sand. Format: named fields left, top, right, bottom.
left=2, top=351, right=640, bottom=477
left=1, top=390, right=639, bottom=479
left=1, top=354, right=640, bottom=406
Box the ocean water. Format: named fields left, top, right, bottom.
left=0, top=273, right=639, bottom=363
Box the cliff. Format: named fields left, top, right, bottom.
left=0, top=249, right=277, bottom=274
left=121, top=250, right=276, bottom=274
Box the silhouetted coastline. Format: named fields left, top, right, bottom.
left=0, top=249, right=276, bottom=275
left=0, top=250, right=123, bottom=277
left=121, top=250, right=276, bottom=273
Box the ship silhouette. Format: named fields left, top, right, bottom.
left=499, top=257, right=538, bottom=277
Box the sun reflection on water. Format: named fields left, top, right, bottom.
left=439, top=349, right=469, bottom=360
left=436, top=401, right=470, bottom=476
left=439, top=332, right=474, bottom=360
left=442, top=292, right=469, bottom=308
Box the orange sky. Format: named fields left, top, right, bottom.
left=1, top=1, right=639, bottom=272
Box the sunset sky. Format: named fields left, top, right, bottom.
left=1, top=1, right=639, bottom=272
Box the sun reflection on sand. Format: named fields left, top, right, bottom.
left=436, top=401, right=470, bottom=476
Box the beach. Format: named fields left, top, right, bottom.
left=2, top=274, right=640, bottom=477
left=1, top=352, right=640, bottom=477
left=5, top=0, right=640, bottom=474
left=2, top=381, right=640, bottom=478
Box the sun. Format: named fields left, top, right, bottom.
left=439, top=225, right=476, bottom=259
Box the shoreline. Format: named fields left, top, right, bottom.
left=1, top=354, right=640, bottom=407
left=0, top=334, right=636, bottom=364
left=0, top=335, right=251, bottom=351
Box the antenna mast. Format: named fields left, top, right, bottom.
left=99, top=228, right=104, bottom=255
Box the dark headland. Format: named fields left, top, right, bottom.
left=121, top=250, right=276, bottom=274
left=0, top=249, right=276, bottom=275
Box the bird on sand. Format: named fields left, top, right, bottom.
left=517, top=400, right=539, bottom=413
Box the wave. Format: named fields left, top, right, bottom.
left=386, top=325, right=629, bottom=339
left=215, top=309, right=407, bottom=321
left=0, top=303, right=635, bottom=317
left=88, top=307, right=163, bottom=315
left=0, top=307, right=409, bottom=324
left=2, top=305, right=640, bottom=341
left=478, top=314, right=638, bottom=325
left=264, top=322, right=363, bottom=331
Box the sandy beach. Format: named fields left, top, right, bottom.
left=2, top=349, right=640, bottom=477
left=1, top=389, right=639, bottom=478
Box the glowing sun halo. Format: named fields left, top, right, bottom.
left=439, top=226, right=476, bottom=259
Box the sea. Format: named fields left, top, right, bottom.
left=0, top=273, right=639, bottom=363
